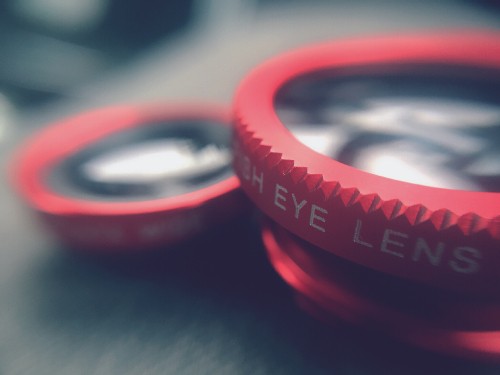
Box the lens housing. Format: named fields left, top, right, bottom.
left=233, top=31, right=500, bottom=294
left=13, top=104, right=246, bottom=251
left=261, top=218, right=500, bottom=361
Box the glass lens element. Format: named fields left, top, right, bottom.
left=276, top=65, right=500, bottom=192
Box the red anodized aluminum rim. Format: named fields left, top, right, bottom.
left=13, top=103, right=244, bottom=250
left=233, top=31, right=500, bottom=294
left=261, top=219, right=500, bottom=361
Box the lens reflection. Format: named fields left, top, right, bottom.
left=276, top=67, right=500, bottom=192
left=82, top=138, right=230, bottom=185
left=48, top=119, right=232, bottom=200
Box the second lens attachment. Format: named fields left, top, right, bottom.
left=233, top=31, right=500, bottom=295
left=262, top=217, right=500, bottom=361
left=13, top=104, right=246, bottom=251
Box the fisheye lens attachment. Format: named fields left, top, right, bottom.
left=233, top=31, right=500, bottom=293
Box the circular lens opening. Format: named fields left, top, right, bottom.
left=275, top=64, right=500, bottom=192
left=47, top=119, right=232, bottom=201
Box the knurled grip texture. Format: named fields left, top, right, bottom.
left=232, top=31, right=500, bottom=293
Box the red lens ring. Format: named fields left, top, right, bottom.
left=12, top=103, right=245, bottom=250
left=263, top=217, right=500, bottom=331
left=261, top=219, right=500, bottom=361
left=233, top=31, right=500, bottom=293
left=297, top=293, right=500, bottom=362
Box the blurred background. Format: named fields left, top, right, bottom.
left=1, top=0, right=500, bottom=374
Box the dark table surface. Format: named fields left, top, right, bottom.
left=2, top=1, right=500, bottom=373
